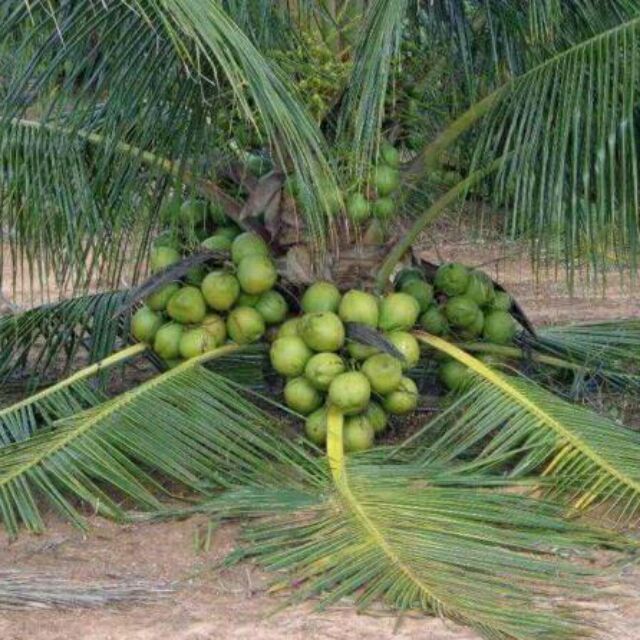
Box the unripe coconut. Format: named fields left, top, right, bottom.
left=304, top=352, right=346, bottom=390
left=483, top=310, right=517, bottom=344
left=305, top=407, right=328, bottom=446
left=202, top=313, right=227, bottom=346
left=185, top=265, right=207, bottom=285
left=365, top=402, right=388, bottom=435
left=146, top=282, right=181, bottom=311
left=346, top=341, right=380, bottom=361
left=419, top=306, right=449, bottom=335
left=380, top=142, right=400, bottom=168
left=362, top=353, right=403, bottom=394
left=201, top=234, right=232, bottom=252
left=201, top=271, right=240, bottom=311
left=237, top=255, right=277, bottom=295
left=231, top=231, right=269, bottom=264
left=179, top=327, right=217, bottom=359
left=131, top=306, right=163, bottom=343
left=179, top=199, right=208, bottom=226
left=167, top=286, right=207, bottom=324
left=394, top=267, right=423, bottom=289
left=150, top=246, right=181, bottom=273
left=439, top=360, right=471, bottom=391
left=277, top=317, right=301, bottom=338
left=372, top=197, right=395, bottom=220
left=255, top=290, right=288, bottom=325
left=465, top=271, right=495, bottom=306
left=227, top=307, right=266, bottom=344
left=374, top=165, right=400, bottom=196
left=492, top=291, right=512, bottom=312
left=378, top=293, right=420, bottom=332
left=343, top=415, right=375, bottom=452
left=216, top=225, right=242, bottom=241
left=434, top=263, right=470, bottom=296
left=301, top=281, right=341, bottom=314
left=153, top=322, right=184, bottom=360
left=299, top=312, right=345, bottom=352
left=445, top=296, right=480, bottom=329
left=386, top=331, right=420, bottom=370
left=237, top=292, right=260, bottom=307
left=457, top=310, right=484, bottom=340
left=338, top=290, right=379, bottom=327
left=270, top=337, right=313, bottom=377
left=347, top=192, right=370, bottom=223
left=382, top=376, right=418, bottom=415
left=284, top=377, right=323, bottom=415
left=328, top=371, right=371, bottom=415
left=400, top=279, right=433, bottom=313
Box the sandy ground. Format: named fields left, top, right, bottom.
left=2, top=235, right=640, bottom=639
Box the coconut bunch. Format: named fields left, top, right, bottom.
left=132, top=231, right=285, bottom=366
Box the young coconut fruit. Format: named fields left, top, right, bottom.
left=231, top=231, right=270, bottom=264
left=434, top=263, right=470, bottom=296
left=361, top=353, right=403, bottom=395
left=338, top=290, right=379, bottom=327
left=277, top=317, right=301, bottom=338
left=347, top=192, right=371, bottom=223
left=346, top=340, right=380, bottom=361
left=270, top=336, right=313, bottom=377
left=201, top=313, right=227, bottom=346
left=227, top=307, right=266, bottom=344
left=372, top=197, right=395, bottom=220
left=284, top=377, right=323, bottom=415
left=179, top=327, right=218, bottom=359
left=419, top=305, right=449, bottom=335
left=465, top=271, right=495, bottom=306
left=439, top=360, right=472, bottom=391
left=131, top=306, right=163, bottom=343
left=382, top=376, right=418, bottom=415
left=457, top=310, right=484, bottom=340
left=299, top=312, right=345, bottom=352
left=153, top=322, right=184, bottom=360
left=305, top=407, right=328, bottom=446
left=237, top=292, right=260, bottom=307
left=145, top=282, right=181, bottom=312
left=237, top=255, right=277, bottom=295
left=167, top=286, right=207, bottom=324
left=149, top=245, right=181, bottom=273
left=483, top=310, right=517, bottom=344
left=399, top=279, right=433, bottom=313
left=201, top=234, right=232, bottom=252
left=255, top=290, right=288, bottom=325
left=445, top=296, right=480, bottom=329
left=492, top=290, right=513, bottom=312
left=201, top=272, right=240, bottom=311
left=301, top=281, right=342, bottom=314
left=304, top=352, right=346, bottom=390
left=373, top=165, right=400, bottom=196
left=380, top=142, right=400, bottom=168
left=365, top=402, right=388, bottom=435
left=386, top=331, right=420, bottom=370
left=343, top=415, right=375, bottom=452
left=328, top=371, right=371, bottom=415
left=378, top=292, right=421, bottom=332
left=394, top=267, right=423, bottom=289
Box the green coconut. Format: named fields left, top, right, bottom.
left=305, top=407, right=328, bottom=446
left=179, top=199, right=208, bottom=226
left=399, top=279, right=434, bottom=313
left=483, top=310, right=517, bottom=344
left=380, top=142, right=400, bottom=168
left=434, top=263, right=470, bottom=296
left=277, top=317, right=301, bottom=338
left=378, top=293, right=420, bottom=332
left=131, top=306, right=163, bottom=343
left=419, top=306, right=449, bottom=335
left=255, top=290, right=289, bottom=325
left=492, top=290, right=512, bottom=312
left=149, top=245, right=181, bottom=273
left=145, top=282, right=181, bottom=312
left=153, top=322, right=184, bottom=360
left=372, top=197, right=395, bottom=220
left=201, top=313, right=227, bottom=346
left=167, top=286, right=207, bottom=324
left=328, top=371, right=371, bottom=415
left=343, top=415, right=375, bottom=452
left=365, top=402, right=388, bottom=435
left=456, top=309, right=484, bottom=340
left=226, top=307, right=266, bottom=344
left=185, top=265, right=207, bottom=286
left=439, top=360, right=472, bottom=391
left=338, top=290, right=379, bottom=327
left=299, top=312, right=345, bottom=352
left=304, top=352, right=346, bottom=390
left=201, top=271, right=240, bottom=311
left=386, top=331, right=420, bottom=370
left=201, top=234, right=232, bottom=252
left=270, top=336, right=313, bottom=377
left=237, top=292, right=260, bottom=307
left=445, top=296, right=480, bottom=329
left=231, top=231, right=270, bottom=264
left=179, top=327, right=218, bottom=359
left=237, top=254, right=277, bottom=295
left=346, top=340, right=380, bottom=361
left=382, top=376, right=418, bottom=415
left=217, top=225, right=242, bottom=241
left=301, top=281, right=342, bottom=314
left=394, top=267, right=424, bottom=289
left=374, top=165, right=400, bottom=196
left=347, top=192, right=371, bottom=223
left=465, top=271, right=495, bottom=306
left=362, top=353, right=403, bottom=394
left=284, top=377, right=323, bottom=415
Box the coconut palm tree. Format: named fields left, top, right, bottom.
left=3, top=1, right=640, bottom=637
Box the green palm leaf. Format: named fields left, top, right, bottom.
left=411, top=332, right=640, bottom=522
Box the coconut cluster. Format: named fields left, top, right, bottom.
left=131, top=230, right=283, bottom=366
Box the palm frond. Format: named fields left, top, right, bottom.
left=411, top=332, right=640, bottom=523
